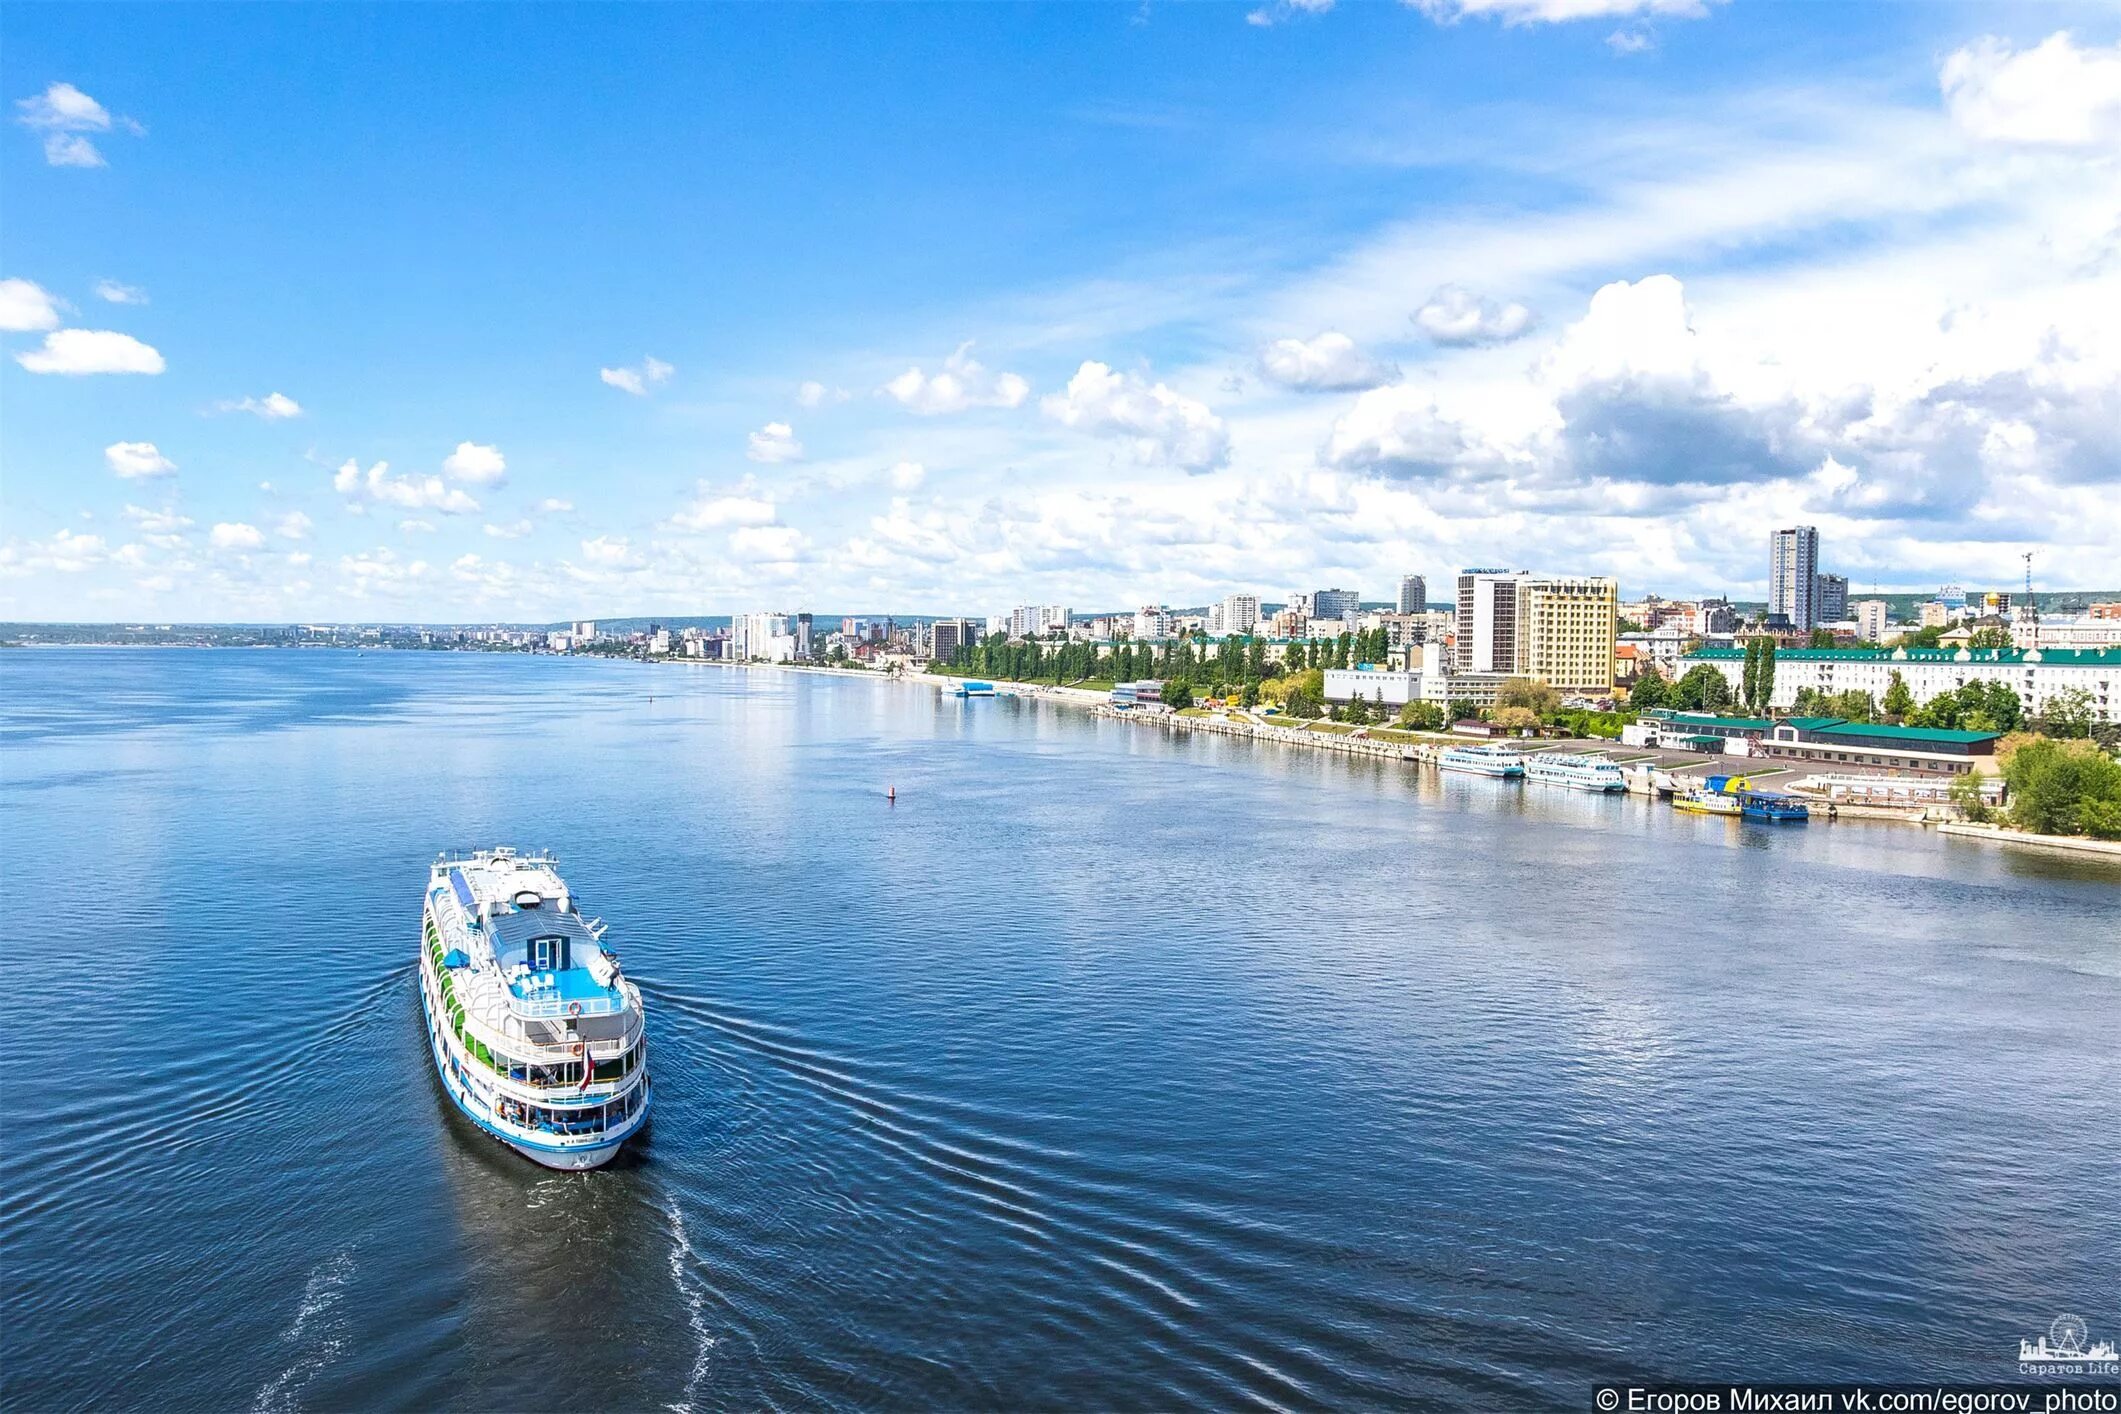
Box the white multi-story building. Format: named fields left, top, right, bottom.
left=730, top=611, right=810, bottom=662
left=1770, top=526, right=1820, bottom=629
left=1002, top=604, right=1070, bottom=639
left=1677, top=646, right=2119, bottom=724
left=1855, top=600, right=1890, bottom=643
left=1324, top=643, right=1513, bottom=709
left=1134, top=605, right=1172, bottom=641
left=1221, top=594, right=1261, bottom=635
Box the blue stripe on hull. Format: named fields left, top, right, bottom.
left=418, top=973, right=650, bottom=1170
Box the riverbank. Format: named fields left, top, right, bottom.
left=1934, top=821, right=2121, bottom=858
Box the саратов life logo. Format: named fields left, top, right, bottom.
left=2019, top=1314, right=2120, bottom=1375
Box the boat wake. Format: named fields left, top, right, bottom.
left=251, top=1249, right=355, bottom=1414
left=661, top=1198, right=716, bottom=1413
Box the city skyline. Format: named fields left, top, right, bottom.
left=5, top=6, right=2120, bottom=622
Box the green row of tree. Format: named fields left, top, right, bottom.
left=935, top=628, right=1396, bottom=697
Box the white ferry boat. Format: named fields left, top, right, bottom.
left=1523, top=752, right=1627, bottom=792
left=1437, top=742, right=1527, bottom=778
left=419, top=848, right=650, bottom=1170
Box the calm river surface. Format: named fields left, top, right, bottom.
left=3, top=650, right=2116, bottom=1411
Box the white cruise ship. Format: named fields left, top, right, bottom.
left=419, top=848, right=650, bottom=1170
left=1523, top=752, right=1627, bottom=792
left=1436, top=742, right=1527, bottom=778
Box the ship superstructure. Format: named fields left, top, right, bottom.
left=419, top=848, right=650, bottom=1170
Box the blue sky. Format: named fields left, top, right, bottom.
left=4, top=1, right=2118, bottom=621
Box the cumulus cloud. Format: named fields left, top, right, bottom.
left=579, top=535, right=644, bottom=569
left=1258, top=331, right=1398, bottom=391
left=210, top=522, right=265, bottom=551
left=217, top=392, right=303, bottom=420
left=15, top=329, right=165, bottom=375
left=729, top=525, right=808, bottom=564
left=0, top=278, right=62, bottom=332
left=333, top=459, right=481, bottom=514
left=443, top=441, right=507, bottom=485
left=340, top=548, right=430, bottom=594
left=14, top=82, right=140, bottom=167
left=1941, top=32, right=2121, bottom=147
left=889, top=460, right=926, bottom=491
left=0, top=529, right=107, bottom=576
left=1323, top=388, right=1483, bottom=478
left=105, top=441, right=175, bottom=479
left=600, top=356, right=673, bottom=395
left=398, top=519, right=437, bottom=535
left=94, top=279, right=147, bottom=305
left=1412, top=285, right=1534, bottom=345
left=1539, top=274, right=1813, bottom=487
left=880, top=343, right=1030, bottom=415
left=746, top=421, right=803, bottom=463
left=1043, top=361, right=1230, bottom=473
left=797, top=380, right=850, bottom=407
left=483, top=519, right=533, bottom=540
left=124, top=505, right=194, bottom=548
left=668, top=486, right=777, bottom=532
left=534, top=497, right=574, bottom=514
left=275, top=511, right=314, bottom=541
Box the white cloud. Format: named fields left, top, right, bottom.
left=600, top=356, right=674, bottom=395
left=94, top=279, right=147, bottom=305
left=1606, top=28, right=1653, bottom=55
left=1258, top=331, right=1398, bottom=391
left=1043, top=360, right=1230, bottom=473
left=0, top=529, right=107, bottom=576
left=1247, top=0, right=1333, bottom=26
left=210, top=522, right=265, bottom=551
left=398, top=519, right=437, bottom=535
left=1408, top=0, right=1708, bottom=23
left=339, top=549, right=430, bottom=594
left=1412, top=285, right=1534, bottom=344
left=443, top=441, right=507, bottom=485
left=797, top=380, right=850, bottom=407
left=881, top=343, right=1030, bottom=415
left=483, top=519, right=533, bottom=540
left=668, top=487, right=777, bottom=532
left=275, top=511, right=314, bottom=541
left=217, top=391, right=304, bottom=420
left=0, top=278, right=63, bottom=332
left=729, top=525, right=808, bottom=564
left=1941, top=33, right=2121, bottom=147
left=534, top=497, right=574, bottom=514
left=333, top=459, right=481, bottom=514
left=1324, top=387, right=1485, bottom=478
left=16, top=81, right=110, bottom=131
left=41, top=134, right=104, bottom=167
left=104, top=441, right=175, bottom=479
left=14, top=82, right=140, bottom=167
left=746, top=421, right=803, bottom=462
left=15, top=329, right=165, bottom=375
left=123, top=505, right=194, bottom=548
left=889, top=460, right=926, bottom=491
left=579, top=535, right=644, bottom=569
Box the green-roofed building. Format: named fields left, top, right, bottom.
left=1641, top=708, right=2003, bottom=777
left=1676, top=644, right=2118, bottom=726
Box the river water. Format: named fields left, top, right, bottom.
left=3, top=650, right=2115, bottom=1411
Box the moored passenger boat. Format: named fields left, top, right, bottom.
left=1673, top=786, right=1741, bottom=816
left=1437, top=742, right=1527, bottom=778
left=1523, top=752, right=1627, bottom=792
left=419, top=848, right=650, bottom=1170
